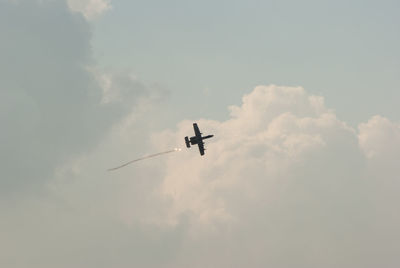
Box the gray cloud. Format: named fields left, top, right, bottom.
left=0, top=0, right=151, bottom=195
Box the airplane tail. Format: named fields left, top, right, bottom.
left=185, top=136, right=191, bottom=148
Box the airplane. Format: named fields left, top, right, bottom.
left=185, top=123, right=214, bottom=156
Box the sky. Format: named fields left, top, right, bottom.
left=91, top=0, right=400, bottom=125
left=1, top=0, right=400, bottom=267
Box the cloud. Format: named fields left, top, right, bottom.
left=158, top=86, right=362, bottom=225
left=0, top=0, right=154, bottom=196
left=0, top=1, right=167, bottom=266
left=147, top=86, right=398, bottom=268
left=67, top=0, right=111, bottom=20
left=359, top=115, right=400, bottom=161
left=6, top=85, right=393, bottom=268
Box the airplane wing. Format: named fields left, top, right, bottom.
left=193, top=123, right=201, bottom=138
left=197, top=141, right=205, bottom=155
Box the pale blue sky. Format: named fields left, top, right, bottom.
left=92, top=0, right=400, bottom=125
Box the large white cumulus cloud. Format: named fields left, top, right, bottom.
left=152, top=85, right=371, bottom=267
left=139, top=85, right=400, bottom=268
left=158, top=86, right=362, bottom=225
left=27, top=85, right=397, bottom=268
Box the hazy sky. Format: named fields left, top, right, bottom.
left=92, top=0, right=400, bottom=125
left=1, top=0, right=400, bottom=267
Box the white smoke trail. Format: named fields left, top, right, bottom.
left=108, top=148, right=181, bottom=171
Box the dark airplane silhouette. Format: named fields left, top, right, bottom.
left=185, top=123, right=214, bottom=155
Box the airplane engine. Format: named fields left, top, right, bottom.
left=185, top=136, right=191, bottom=148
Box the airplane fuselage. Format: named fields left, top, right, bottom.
left=189, top=134, right=213, bottom=145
